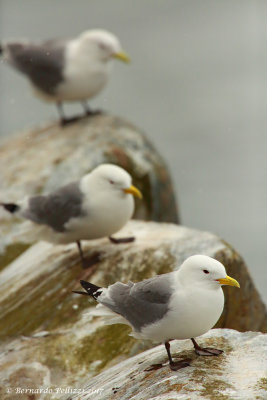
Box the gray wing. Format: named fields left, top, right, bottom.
left=4, top=40, right=66, bottom=94
left=22, top=181, right=84, bottom=232
left=100, top=273, right=174, bottom=331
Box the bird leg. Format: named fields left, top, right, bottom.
left=109, top=236, right=135, bottom=244
left=165, top=341, right=192, bottom=371
left=191, top=338, right=223, bottom=356
left=81, top=101, right=102, bottom=117
left=76, top=241, right=102, bottom=269
left=57, top=102, right=81, bottom=126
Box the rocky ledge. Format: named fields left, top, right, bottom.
left=62, top=329, right=267, bottom=400
left=0, top=115, right=266, bottom=400
left=0, top=220, right=266, bottom=399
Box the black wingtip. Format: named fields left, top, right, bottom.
left=1, top=203, right=19, bottom=213
left=80, top=280, right=97, bottom=291
left=80, top=280, right=89, bottom=291
left=79, top=280, right=102, bottom=299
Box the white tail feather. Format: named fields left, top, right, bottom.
left=86, top=304, right=129, bottom=326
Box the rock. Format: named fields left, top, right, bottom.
left=61, top=329, right=267, bottom=400
left=0, top=221, right=266, bottom=399
left=0, top=114, right=179, bottom=269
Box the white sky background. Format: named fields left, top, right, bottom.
left=0, top=0, right=266, bottom=302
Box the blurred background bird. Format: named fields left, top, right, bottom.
left=1, top=164, right=142, bottom=268
left=0, top=29, right=130, bottom=124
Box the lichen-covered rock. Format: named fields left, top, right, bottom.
left=63, top=329, right=267, bottom=400
left=0, top=221, right=266, bottom=399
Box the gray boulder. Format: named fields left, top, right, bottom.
left=62, top=329, right=267, bottom=400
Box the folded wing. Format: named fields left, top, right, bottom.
left=99, top=273, right=175, bottom=331
left=22, top=181, right=84, bottom=232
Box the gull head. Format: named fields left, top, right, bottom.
left=78, top=29, right=130, bottom=63
left=178, top=255, right=240, bottom=289
left=89, top=164, right=142, bottom=199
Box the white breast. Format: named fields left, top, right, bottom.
left=64, top=185, right=134, bottom=241
left=56, top=40, right=111, bottom=102
left=139, top=285, right=224, bottom=343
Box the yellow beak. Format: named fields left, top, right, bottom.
left=217, top=275, right=240, bottom=288
left=113, top=51, right=130, bottom=63
left=123, top=185, right=142, bottom=199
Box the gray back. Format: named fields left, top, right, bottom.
left=6, top=40, right=66, bottom=94
left=23, top=181, right=84, bottom=232
left=100, top=273, right=174, bottom=331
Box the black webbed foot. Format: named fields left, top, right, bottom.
left=194, top=347, right=223, bottom=356
left=109, top=236, right=135, bottom=244
left=84, top=109, right=102, bottom=117
left=191, top=338, right=223, bottom=356
left=60, top=115, right=82, bottom=126
left=81, top=101, right=103, bottom=117
left=164, top=341, right=192, bottom=372
left=76, top=241, right=102, bottom=269
left=169, top=358, right=192, bottom=371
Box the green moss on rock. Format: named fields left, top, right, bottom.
left=0, top=242, right=31, bottom=272
left=74, top=325, right=137, bottom=373
left=255, top=377, right=267, bottom=391
left=0, top=260, right=93, bottom=338
left=200, top=379, right=232, bottom=400
left=40, top=324, right=137, bottom=378
left=189, top=337, right=234, bottom=399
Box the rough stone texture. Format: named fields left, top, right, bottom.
left=0, top=114, right=179, bottom=269
left=0, top=117, right=266, bottom=398
left=62, top=329, right=267, bottom=400
left=0, top=221, right=266, bottom=399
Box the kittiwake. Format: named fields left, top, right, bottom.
left=74, top=255, right=240, bottom=370
left=0, top=29, right=130, bottom=125
left=1, top=164, right=142, bottom=268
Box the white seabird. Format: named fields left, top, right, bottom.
left=1, top=164, right=142, bottom=268
left=0, top=29, right=130, bottom=125
left=74, top=255, right=240, bottom=370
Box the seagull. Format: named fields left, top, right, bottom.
left=74, top=255, right=240, bottom=370
left=1, top=164, right=142, bottom=268
left=0, top=29, right=130, bottom=125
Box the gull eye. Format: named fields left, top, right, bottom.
left=203, top=269, right=209, bottom=274
left=98, top=41, right=108, bottom=51
left=109, top=180, right=115, bottom=185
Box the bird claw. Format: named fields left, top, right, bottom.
left=195, top=347, right=223, bottom=356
